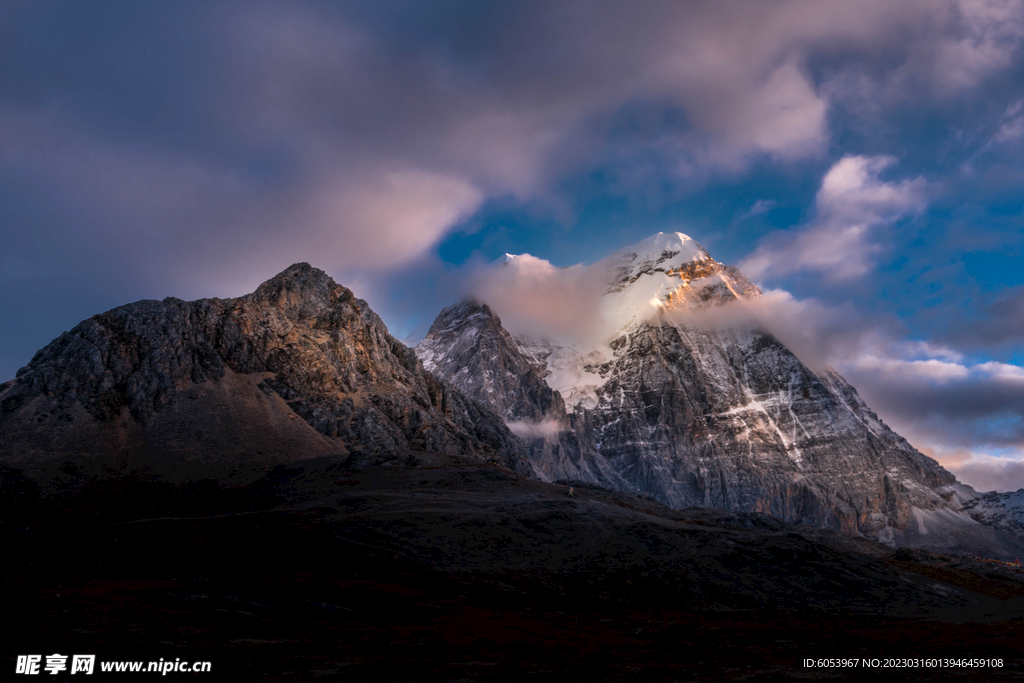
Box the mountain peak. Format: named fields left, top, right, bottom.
left=423, top=297, right=494, bottom=340
left=609, top=231, right=709, bottom=265
left=257, top=262, right=334, bottom=289
left=596, top=231, right=757, bottom=324
left=415, top=240, right=1011, bottom=556
left=250, top=263, right=348, bottom=318
left=601, top=232, right=713, bottom=293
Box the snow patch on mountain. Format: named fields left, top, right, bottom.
left=545, top=344, right=617, bottom=411
left=603, top=231, right=710, bottom=285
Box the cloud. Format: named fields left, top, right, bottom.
left=994, top=116, right=1024, bottom=142
left=306, top=170, right=482, bottom=268
left=915, top=445, right=1024, bottom=493
left=506, top=418, right=564, bottom=439
left=896, top=340, right=965, bottom=363
left=944, top=286, right=1024, bottom=353
left=2, top=0, right=1024, bottom=384
left=817, top=156, right=926, bottom=218
left=819, top=0, right=1024, bottom=110
left=0, top=104, right=482, bottom=295
left=849, top=355, right=970, bottom=382
left=989, top=100, right=1024, bottom=144
left=1, top=0, right=1018, bottom=301
left=729, top=59, right=829, bottom=159
left=977, top=361, right=1024, bottom=384
left=740, top=199, right=778, bottom=220
left=468, top=254, right=609, bottom=343
left=945, top=453, right=1024, bottom=493
left=740, top=156, right=927, bottom=282
left=931, top=0, right=1024, bottom=94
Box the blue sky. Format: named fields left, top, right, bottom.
left=2, top=0, right=1023, bottom=489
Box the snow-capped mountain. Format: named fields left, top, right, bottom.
left=417, top=232, right=1024, bottom=557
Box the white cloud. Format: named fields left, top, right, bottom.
left=994, top=117, right=1024, bottom=142
left=977, top=361, right=1024, bottom=382
left=469, top=254, right=609, bottom=343
left=737, top=60, right=830, bottom=159
left=309, top=170, right=483, bottom=269
left=6, top=0, right=1024, bottom=385
left=506, top=418, right=564, bottom=439
left=817, top=156, right=926, bottom=218
left=896, top=340, right=965, bottom=363
left=229, top=0, right=1024, bottom=212
left=0, top=104, right=483, bottom=294
left=849, top=355, right=970, bottom=382
left=740, top=199, right=778, bottom=220
left=992, top=102, right=1024, bottom=143
left=740, top=155, right=927, bottom=282
left=6, top=0, right=1024, bottom=309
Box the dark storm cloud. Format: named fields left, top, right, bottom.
left=944, top=286, right=1024, bottom=351
left=948, top=458, right=1024, bottom=493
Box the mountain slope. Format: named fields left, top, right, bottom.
left=585, top=316, right=956, bottom=534
left=0, top=264, right=527, bottom=482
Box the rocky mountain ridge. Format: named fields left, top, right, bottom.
left=2, top=249, right=1019, bottom=559
left=0, top=263, right=527, bottom=482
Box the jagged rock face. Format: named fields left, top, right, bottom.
left=0, top=264, right=527, bottom=478
left=583, top=317, right=956, bottom=535
left=417, top=299, right=564, bottom=424
left=416, top=299, right=631, bottom=489
left=963, top=490, right=1024, bottom=538
left=416, top=232, right=1004, bottom=549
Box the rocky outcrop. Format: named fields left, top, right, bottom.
left=0, top=264, right=528, bottom=480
